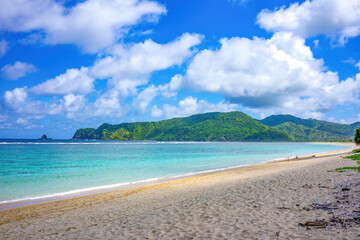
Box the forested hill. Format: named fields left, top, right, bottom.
left=72, top=111, right=359, bottom=142
left=259, top=114, right=360, bottom=142
left=72, top=112, right=290, bottom=141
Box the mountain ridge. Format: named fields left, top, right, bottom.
left=73, top=111, right=359, bottom=142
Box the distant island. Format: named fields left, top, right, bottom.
left=72, top=111, right=360, bottom=142
left=39, top=134, right=53, bottom=140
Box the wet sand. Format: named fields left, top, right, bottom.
left=1, top=143, right=359, bottom=239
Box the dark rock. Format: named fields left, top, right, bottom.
left=39, top=134, right=52, bottom=140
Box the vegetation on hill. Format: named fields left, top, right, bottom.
left=73, top=111, right=359, bottom=142
left=73, top=112, right=291, bottom=141
left=270, top=122, right=347, bottom=142
left=260, top=115, right=360, bottom=142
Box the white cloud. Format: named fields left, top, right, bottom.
left=356, top=61, right=360, bottom=70
left=131, top=75, right=184, bottom=114
left=0, top=0, right=166, bottom=53
left=0, top=40, right=8, bottom=57
left=1, top=61, right=36, bottom=80
left=251, top=74, right=360, bottom=119
left=332, top=112, right=360, bottom=124
left=180, top=32, right=360, bottom=118
left=159, top=74, right=183, bottom=98
left=2, top=87, right=46, bottom=117
left=14, top=117, right=44, bottom=129
left=91, top=90, right=123, bottom=117
left=62, top=94, right=85, bottom=113
left=257, top=0, right=360, bottom=45
left=1, top=34, right=202, bottom=120
left=344, top=57, right=356, bottom=65
left=88, top=33, right=202, bottom=114
left=131, top=74, right=187, bottom=114
left=50, top=94, right=87, bottom=118
left=31, top=67, right=94, bottom=95
left=15, top=117, right=27, bottom=125
left=2, top=87, right=88, bottom=119
left=151, top=105, right=163, bottom=117
left=158, top=96, right=237, bottom=118
left=132, top=85, right=159, bottom=113
left=91, top=33, right=203, bottom=82
left=3, top=87, right=28, bottom=109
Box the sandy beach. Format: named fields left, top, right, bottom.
left=1, top=143, right=360, bottom=239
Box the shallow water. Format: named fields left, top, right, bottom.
left=0, top=140, right=349, bottom=203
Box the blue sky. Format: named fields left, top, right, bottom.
left=0, top=0, right=360, bottom=139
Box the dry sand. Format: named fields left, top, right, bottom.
left=1, top=143, right=360, bottom=239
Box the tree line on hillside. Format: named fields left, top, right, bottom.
left=72, top=111, right=360, bottom=142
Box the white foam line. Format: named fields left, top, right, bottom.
left=0, top=182, right=128, bottom=205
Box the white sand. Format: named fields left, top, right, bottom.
left=1, top=143, right=359, bottom=239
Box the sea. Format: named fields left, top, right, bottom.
left=0, top=140, right=350, bottom=207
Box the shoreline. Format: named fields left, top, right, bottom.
left=1, top=142, right=359, bottom=239
left=0, top=142, right=354, bottom=211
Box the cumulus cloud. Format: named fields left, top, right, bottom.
left=3, top=87, right=28, bottom=109
left=62, top=94, right=85, bottom=113
left=1, top=61, right=36, bottom=80
left=48, top=94, right=87, bottom=118
left=132, top=85, right=159, bottom=113
left=252, top=74, right=360, bottom=119
left=91, top=33, right=203, bottom=81
left=159, top=74, right=183, bottom=98
left=257, top=0, right=360, bottom=45
left=88, top=33, right=202, bottom=114
left=31, top=67, right=94, bottom=95
left=131, top=75, right=185, bottom=114
left=2, top=87, right=88, bottom=119
left=1, top=33, right=202, bottom=121
left=179, top=32, right=360, bottom=118
left=3, top=87, right=46, bottom=115
left=155, top=96, right=237, bottom=118
left=0, top=40, right=8, bottom=57
left=91, top=90, right=123, bottom=117
left=151, top=105, right=163, bottom=117
left=0, top=0, right=166, bottom=53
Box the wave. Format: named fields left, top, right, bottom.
left=0, top=178, right=159, bottom=205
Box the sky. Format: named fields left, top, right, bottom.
left=0, top=0, right=360, bottom=139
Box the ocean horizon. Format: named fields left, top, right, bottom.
left=0, top=140, right=350, bottom=206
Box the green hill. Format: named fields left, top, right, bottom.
left=270, top=122, right=345, bottom=142
left=259, top=114, right=360, bottom=141
left=73, top=111, right=291, bottom=141
left=72, top=111, right=359, bottom=142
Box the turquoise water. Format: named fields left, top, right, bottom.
left=0, top=140, right=349, bottom=203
